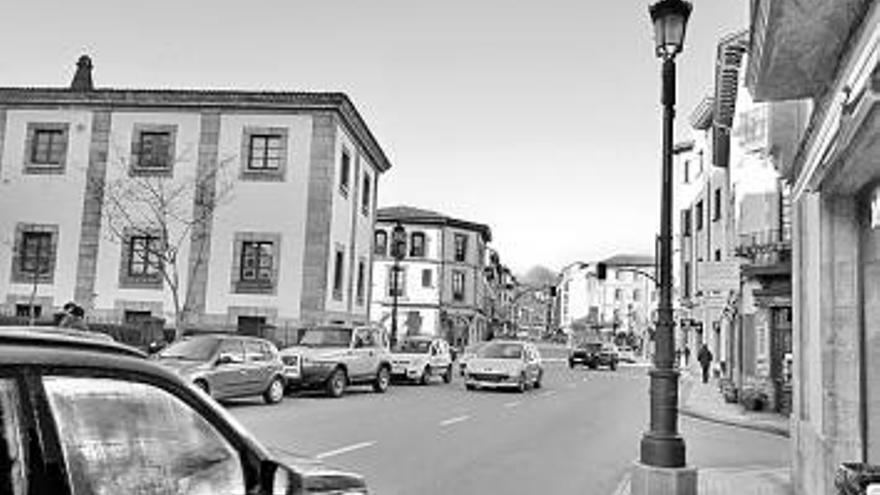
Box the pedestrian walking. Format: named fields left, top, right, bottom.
left=697, top=344, right=713, bottom=384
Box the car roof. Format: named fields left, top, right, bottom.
left=0, top=327, right=146, bottom=358
left=181, top=333, right=274, bottom=344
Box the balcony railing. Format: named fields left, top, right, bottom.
left=735, top=227, right=792, bottom=263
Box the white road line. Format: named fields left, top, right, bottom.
left=503, top=401, right=521, bottom=408
left=439, top=415, right=471, bottom=426
left=315, top=441, right=376, bottom=460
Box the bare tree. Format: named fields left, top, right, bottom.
left=95, top=149, right=234, bottom=341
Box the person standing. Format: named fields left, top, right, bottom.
left=697, top=344, right=713, bottom=384
left=59, top=302, right=88, bottom=331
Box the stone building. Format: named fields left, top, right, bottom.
left=0, top=56, right=392, bottom=334
left=370, top=206, right=492, bottom=347
left=747, top=1, right=880, bottom=493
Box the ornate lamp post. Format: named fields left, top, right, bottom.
left=389, top=221, right=406, bottom=349
left=632, top=1, right=695, bottom=494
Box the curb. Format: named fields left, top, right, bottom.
left=679, top=406, right=790, bottom=438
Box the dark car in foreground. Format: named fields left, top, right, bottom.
left=0, top=329, right=368, bottom=494
left=154, top=334, right=287, bottom=405
left=568, top=341, right=618, bottom=370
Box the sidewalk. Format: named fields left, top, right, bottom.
left=679, top=369, right=790, bottom=438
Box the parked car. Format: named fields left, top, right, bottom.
left=154, top=334, right=286, bottom=405
left=391, top=336, right=454, bottom=384
left=0, top=328, right=368, bottom=495
left=568, top=341, right=618, bottom=370
left=279, top=325, right=393, bottom=398
left=617, top=345, right=637, bottom=363
left=464, top=340, right=543, bottom=392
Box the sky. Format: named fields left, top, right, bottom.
left=0, top=0, right=747, bottom=274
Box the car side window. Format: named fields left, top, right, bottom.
left=244, top=341, right=269, bottom=362
left=219, top=340, right=245, bottom=364
left=43, top=376, right=246, bottom=495
left=0, top=379, right=26, bottom=495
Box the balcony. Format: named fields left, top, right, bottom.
left=737, top=228, right=792, bottom=279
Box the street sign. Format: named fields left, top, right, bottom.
left=696, top=261, right=740, bottom=292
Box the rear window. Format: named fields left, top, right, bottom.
left=478, top=342, right=523, bottom=359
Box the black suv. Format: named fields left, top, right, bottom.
left=0, top=327, right=368, bottom=495
left=568, top=341, right=618, bottom=370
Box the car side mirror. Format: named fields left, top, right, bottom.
left=261, top=460, right=302, bottom=495
left=216, top=353, right=235, bottom=366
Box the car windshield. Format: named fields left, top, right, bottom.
left=299, top=327, right=353, bottom=347
left=395, top=339, right=431, bottom=354
left=158, top=337, right=219, bottom=361
left=478, top=342, right=523, bottom=359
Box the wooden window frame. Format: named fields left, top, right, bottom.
left=24, top=122, right=69, bottom=174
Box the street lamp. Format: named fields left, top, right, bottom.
left=632, top=1, right=694, bottom=494
left=390, top=221, right=406, bottom=349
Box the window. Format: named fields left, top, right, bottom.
left=137, top=131, right=172, bottom=169
left=683, top=261, right=691, bottom=298
left=238, top=241, right=275, bottom=292
left=616, top=269, right=625, bottom=281
left=452, top=270, right=465, bottom=301
left=683, top=159, right=690, bottom=184
left=218, top=339, right=246, bottom=363
left=356, top=260, right=366, bottom=306
left=696, top=201, right=704, bottom=230
left=615, top=288, right=623, bottom=301
left=332, top=246, right=345, bottom=301
left=240, top=127, right=288, bottom=181
left=713, top=188, right=722, bottom=221
left=25, top=123, right=69, bottom=173
left=715, top=249, right=722, bottom=261
left=387, top=266, right=406, bottom=297
left=410, top=232, right=426, bottom=257
left=130, top=124, right=176, bottom=176
left=129, top=235, right=160, bottom=277
left=247, top=134, right=283, bottom=170
left=682, top=209, right=692, bottom=237
left=422, top=268, right=433, bottom=288
left=374, top=231, right=387, bottom=256
left=453, top=234, right=468, bottom=262
left=361, top=173, right=371, bottom=216
left=124, top=310, right=152, bottom=324
left=0, top=379, right=25, bottom=495
left=12, top=227, right=56, bottom=284
left=339, top=149, right=351, bottom=196
left=245, top=340, right=273, bottom=362
left=633, top=289, right=641, bottom=301
left=15, top=304, right=41, bottom=319
left=43, top=376, right=244, bottom=495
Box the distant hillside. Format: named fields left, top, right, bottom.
left=518, top=265, right=559, bottom=287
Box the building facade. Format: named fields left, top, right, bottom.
left=370, top=206, right=492, bottom=348
left=0, top=57, right=391, bottom=334
left=748, top=1, right=880, bottom=493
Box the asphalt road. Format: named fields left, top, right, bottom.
left=228, top=357, right=789, bottom=495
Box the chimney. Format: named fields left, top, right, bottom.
left=70, top=55, right=94, bottom=91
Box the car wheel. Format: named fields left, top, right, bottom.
left=442, top=365, right=453, bottom=384
left=326, top=368, right=347, bottom=398
left=465, top=383, right=476, bottom=391
left=373, top=366, right=391, bottom=393
left=420, top=366, right=432, bottom=385
left=194, top=379, right=211, bottom=397
left=534, top=370, right=543, bottom=389
left=263, top=377, right=285, bottom=405
left=568, top=359, right=575, bottom=369
left=610, top=361, right=618, bottom=371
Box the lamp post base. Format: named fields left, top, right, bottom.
left=630, top=460, right=697, bottom=495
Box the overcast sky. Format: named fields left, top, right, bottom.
left=0, top=0, right=746, bottom=273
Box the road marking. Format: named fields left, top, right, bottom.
left=315, top=441, right=376, bottom=460
left=439, top=415, right=471, bottom=426
left=503, top=401, right=521, bottom=408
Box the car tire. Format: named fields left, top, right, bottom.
left=442, top=365, right=453, bottom=384
left=194, top=379, right=211, bottom=397
left=568, top=359, right=575, bottom=369
left=373, top=366, right=391, bottom=393
left=263, top=377, right=285, bottom=405
left=533, top=370, right=543, bottom=389
left=326, top=368, right=347, bottom=398
left=420, top=365, right=431, bottom=386
left=465, top=383, right=476, bottom=391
